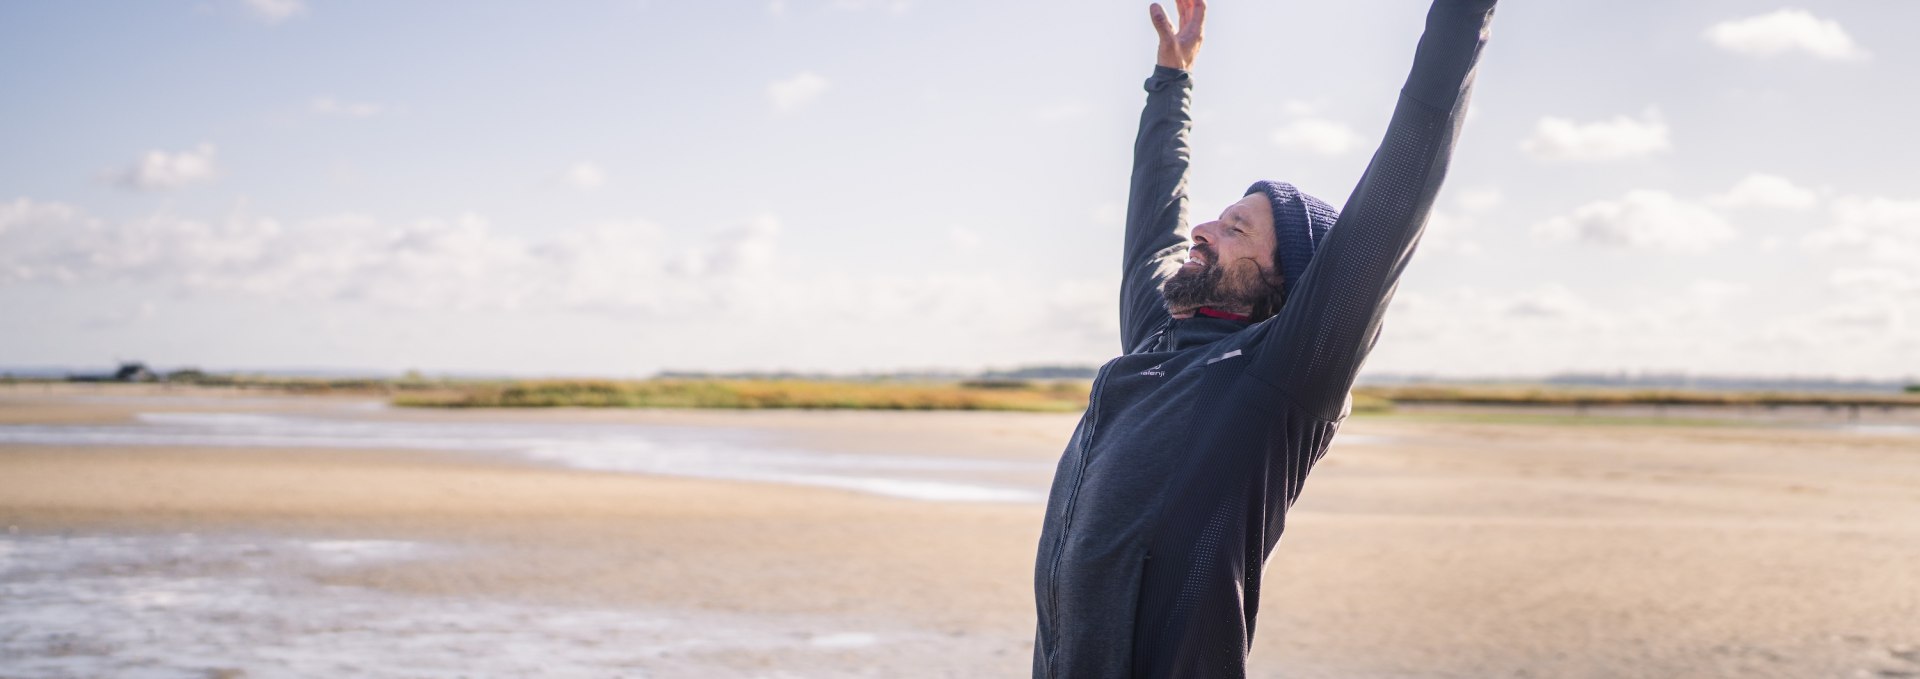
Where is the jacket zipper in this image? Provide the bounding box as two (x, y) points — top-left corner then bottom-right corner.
(1042, 358), (1113, 674)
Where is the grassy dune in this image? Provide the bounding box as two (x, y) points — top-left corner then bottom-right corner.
(391, 379), (1094, 412)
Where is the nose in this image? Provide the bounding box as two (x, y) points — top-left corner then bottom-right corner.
(1191, 220), (1217, 245)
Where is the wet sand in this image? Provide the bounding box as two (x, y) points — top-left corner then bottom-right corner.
(3, 384), (1919, 677)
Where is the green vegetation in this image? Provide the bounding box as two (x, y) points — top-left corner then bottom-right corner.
(1349, 392), (1394, 414)
(1351, 384), (1920, 409)
(391, 379), (1092, 412)
(21, 370), (1919, 415)
(1355, 409), (1760, 428)
(162, 371), (443, 395)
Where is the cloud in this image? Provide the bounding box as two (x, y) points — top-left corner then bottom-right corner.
(1270, 118), (1365, 156)
(1500, 285), (1605, 321)
(768, 72), (830, 113)
(241, 0), (308, 24)
(311, 96), (385, 118)
(562, 162), (606, 191)
(1704, 9), (1869, 62)
(1455, 188), (1504, 213)
(1521, 110), (1670, 162)
(1710, 173), (1818, 210)
(1419, 210), (1482, 256)
(0, 197), (1133, 369)
(1687, 279), (1750, 302)
(107, 144), (218, 191)
(1805, 195), (1920, 264)
(0, 198), (784, 313)
(1533, 190), (1735, 252)
(1829, 267), (1919, 295)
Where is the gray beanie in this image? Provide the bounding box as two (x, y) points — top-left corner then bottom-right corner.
(1245, 180), (1340, 307)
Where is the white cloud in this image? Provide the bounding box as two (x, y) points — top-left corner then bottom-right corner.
(108, 144), (218, 191)
(767, 0), (789, 16)
(0, 197), (1132, 368)
(1829, 268), (1919, 295)
(311, 96), (385, 118)
(1419, 210), (1482, 256)
(241, 0), (308, 24)
(1455, 188), (1504, 213)
(1805, 195), (1920, 264)
(1521, 110), (1670, 162)
(1687, 279), (1750, 302)
(563, 162), (606, 191)
(1534, 190), (1735, 252)
(0, 198), (783, 313)
(768, 72), (830, 113)
(1501, 285), (1605, 321)
(1710, 173), (1818, 210)
(1704, 9), (1869, 62)
(1270, 118), (1365, 156)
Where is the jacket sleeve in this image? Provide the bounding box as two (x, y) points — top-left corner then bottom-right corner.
(1248, 0), (1497, 418)
(1119, 66), (1197, 353)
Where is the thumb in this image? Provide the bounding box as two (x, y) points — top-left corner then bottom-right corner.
(1149, 3), (1175, 42)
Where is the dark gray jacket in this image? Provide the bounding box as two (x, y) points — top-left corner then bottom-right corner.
(1031, 2), (1498, 676)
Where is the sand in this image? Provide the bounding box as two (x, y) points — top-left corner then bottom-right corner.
(3, 384), (1918, 677)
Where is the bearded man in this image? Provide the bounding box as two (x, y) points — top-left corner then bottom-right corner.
(1030, 0), (1500, 676)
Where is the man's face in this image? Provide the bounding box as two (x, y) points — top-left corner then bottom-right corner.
(1162, 192), (1281, 316)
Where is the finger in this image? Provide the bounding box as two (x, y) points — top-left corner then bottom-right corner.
(1188, 0), (1207, 30)
(1149, 3), (1175, 41)
(1175, 0), (1192, 24)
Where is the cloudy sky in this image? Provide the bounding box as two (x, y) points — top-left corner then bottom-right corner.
(3, 0), (1916, 379)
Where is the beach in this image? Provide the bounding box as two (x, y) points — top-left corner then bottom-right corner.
(3, 384), (1918, 677)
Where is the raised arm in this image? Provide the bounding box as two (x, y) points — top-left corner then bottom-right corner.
(1249, 0), (1497, 417)
(1119, 0), (1206, 353)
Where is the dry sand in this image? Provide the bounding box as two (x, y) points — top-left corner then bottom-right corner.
(2, 384), (1918, 677)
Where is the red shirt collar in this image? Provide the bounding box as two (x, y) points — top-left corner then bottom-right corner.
(1193, 306), (1252, 322)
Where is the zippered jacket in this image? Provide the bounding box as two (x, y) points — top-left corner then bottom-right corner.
(1032, 2), (1498, 676)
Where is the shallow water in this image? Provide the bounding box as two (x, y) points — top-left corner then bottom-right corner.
(0, 533), (1004, 678)
(0, 410), (1052, 503)
(0, 398), (1398, 503)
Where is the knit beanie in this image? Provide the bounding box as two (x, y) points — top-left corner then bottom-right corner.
(1245, 180), (1340, 307)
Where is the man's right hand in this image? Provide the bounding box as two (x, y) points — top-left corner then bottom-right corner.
(1150, 0), (1206, 71)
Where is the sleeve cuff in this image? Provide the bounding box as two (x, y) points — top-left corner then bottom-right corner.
(1146, 65), (1191, 91)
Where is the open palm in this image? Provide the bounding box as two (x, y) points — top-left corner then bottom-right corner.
(1150, 0), (1207, 71)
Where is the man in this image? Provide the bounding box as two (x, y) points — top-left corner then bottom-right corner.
(1031, 0), (1498, 676)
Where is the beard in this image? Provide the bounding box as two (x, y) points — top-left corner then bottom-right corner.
(1161, 248), (1283, 317)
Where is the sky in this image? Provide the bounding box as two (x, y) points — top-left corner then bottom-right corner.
(2, 0), (1917, 379)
